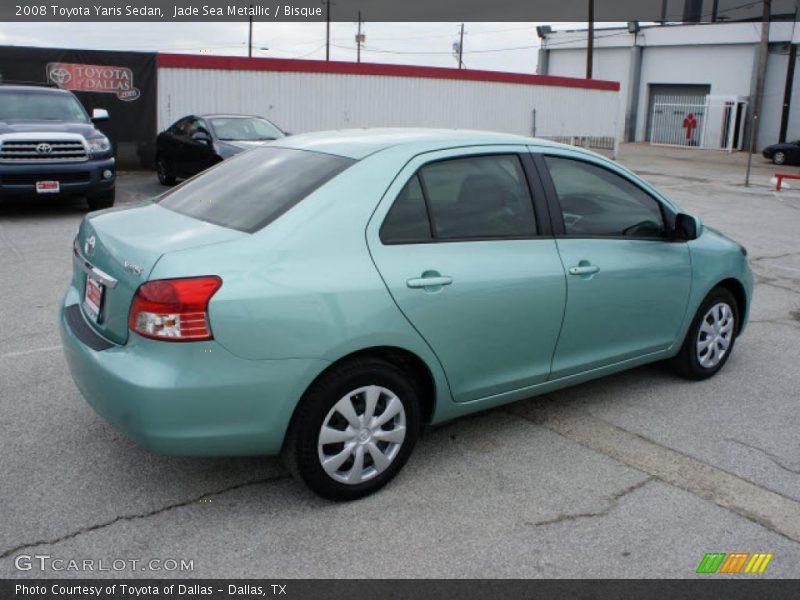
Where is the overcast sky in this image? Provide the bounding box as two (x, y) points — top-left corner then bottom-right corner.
(0, 22), (605, 73)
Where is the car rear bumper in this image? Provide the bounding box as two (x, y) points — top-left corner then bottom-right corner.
(0, 157), (115, 198)
(59, 285), (328, 456)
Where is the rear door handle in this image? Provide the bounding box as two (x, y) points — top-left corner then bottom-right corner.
(407, 275), (453, 289)
(568, 264), (600, 276)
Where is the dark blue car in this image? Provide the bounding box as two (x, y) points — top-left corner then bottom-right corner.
(155, 114), (285, 185)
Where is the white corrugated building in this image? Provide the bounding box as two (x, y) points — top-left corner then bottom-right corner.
(156, 54), (622, 153)
(538, 22), (800, 151)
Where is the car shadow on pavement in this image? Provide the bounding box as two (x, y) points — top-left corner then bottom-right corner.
(0, 196), (92, 217)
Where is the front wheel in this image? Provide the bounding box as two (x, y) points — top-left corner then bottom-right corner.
(156, 155), (176, 186)
(282, 357), (421, 501)
(670, 287), (738, 380)
(773, 151), (786, 165)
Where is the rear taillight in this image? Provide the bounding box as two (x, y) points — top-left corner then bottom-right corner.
(129, 276), (222, 342)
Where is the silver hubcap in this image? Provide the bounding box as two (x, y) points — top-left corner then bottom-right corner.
(696, 302), (734, 369)
(317, 385), (406, 485)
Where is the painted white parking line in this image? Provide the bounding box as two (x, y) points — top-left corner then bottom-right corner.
(0, 345), (62, 359)
(510, 400), (800, 543)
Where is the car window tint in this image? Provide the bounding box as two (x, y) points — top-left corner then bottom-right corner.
(194, 118), (210, 134)
(158, 147), (355, 233)
(172, 118), (191, 136)
(187, 118), (203, 135)
(544, 156), (667, 238)
(419, 155), (536, 239)
(380, 175), (432, 244)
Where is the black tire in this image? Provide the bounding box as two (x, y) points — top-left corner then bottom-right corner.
(86, 189), (115, 211)
(156, 155), (176, 186)
(282, 357), (421, 501)
(773, 151), (786, 165)
(670, 287), (739, 380)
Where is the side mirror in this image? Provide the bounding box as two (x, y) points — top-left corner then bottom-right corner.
(192, 131), (212, 145)
(674, 212), (699, 241)
(91, 108), (109, 122)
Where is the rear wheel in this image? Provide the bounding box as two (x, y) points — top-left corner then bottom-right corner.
(87, 189), (115, 211)
(156, 155), (176, 186)
(282, 357), (420, 501)
(671, 287), (738, 380)
(773, 151), (786, 165)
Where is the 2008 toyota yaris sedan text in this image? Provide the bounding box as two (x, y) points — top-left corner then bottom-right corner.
(61, 129), (753, 500)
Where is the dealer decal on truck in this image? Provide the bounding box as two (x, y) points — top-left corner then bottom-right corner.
(46, 61), (141, 102)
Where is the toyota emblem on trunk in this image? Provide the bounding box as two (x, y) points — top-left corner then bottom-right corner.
(85, 235), (96, 256)
(36, 143), (53, 155)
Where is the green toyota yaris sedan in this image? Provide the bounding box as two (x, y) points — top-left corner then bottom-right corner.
(61, 129), (752, 500)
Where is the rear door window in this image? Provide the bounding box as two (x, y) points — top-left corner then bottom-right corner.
(158, 147), (354, 233)
(380, 154), (537, 244)
(380, 175), (432, 244)
(420, 155), (536, 240)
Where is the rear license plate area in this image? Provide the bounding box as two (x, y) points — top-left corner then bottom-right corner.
(83, 275), (104, 323)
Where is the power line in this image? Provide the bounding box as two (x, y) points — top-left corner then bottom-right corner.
(331, 42), (540, 55)
(660, 0), (761, 20)
(542, 30), (631, 48)
(331, 24), (535, 43)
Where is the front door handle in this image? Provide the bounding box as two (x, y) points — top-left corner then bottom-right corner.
(568, 263), (600, 276)
(407, 272), (453, 290)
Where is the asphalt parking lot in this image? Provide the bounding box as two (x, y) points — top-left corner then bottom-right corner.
(1, 144), (799, 579)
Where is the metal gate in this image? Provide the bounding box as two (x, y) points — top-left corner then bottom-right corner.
(649, 95), (748, 151)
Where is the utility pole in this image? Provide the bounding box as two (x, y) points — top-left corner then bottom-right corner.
(325, 0), (331, 61)
(586, 0), (594, 79)
(248, 4), (253, 57)
(745, 0), (771, 186)
(458, 23), (465, 69)
(711, 0), (720, 21)
(356, 10), (363, 63)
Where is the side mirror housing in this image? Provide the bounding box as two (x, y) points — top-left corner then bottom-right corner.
(192, 131), (212, 145)
(674, 212), (699, 241)
(91, 108), (109, 122)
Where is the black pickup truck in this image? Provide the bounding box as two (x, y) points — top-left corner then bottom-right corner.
(0, 84), (116, 210)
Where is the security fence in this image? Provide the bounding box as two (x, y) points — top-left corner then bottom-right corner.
(649, 95), (748, 151)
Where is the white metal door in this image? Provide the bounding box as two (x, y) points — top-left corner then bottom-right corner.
(649, 95), (748, 152)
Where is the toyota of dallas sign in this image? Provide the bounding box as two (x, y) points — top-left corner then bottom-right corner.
(46, 62), (141, 102)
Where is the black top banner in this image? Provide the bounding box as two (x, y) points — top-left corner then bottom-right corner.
(3, 0), (800, 22)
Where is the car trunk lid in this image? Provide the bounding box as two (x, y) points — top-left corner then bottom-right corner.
(73, 202), (245, 344)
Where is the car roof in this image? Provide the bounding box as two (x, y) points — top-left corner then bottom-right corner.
(199, 114), (264, 119)
(270, 128), (575, 159)
(0, 84), (73, 95)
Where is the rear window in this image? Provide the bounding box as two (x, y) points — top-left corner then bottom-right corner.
(158, 147), (355, 233)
